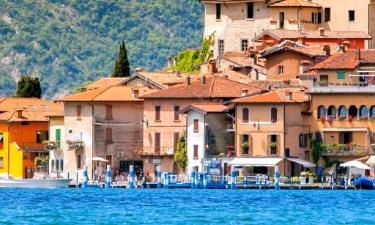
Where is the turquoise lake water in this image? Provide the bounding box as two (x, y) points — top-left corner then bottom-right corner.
(0, 189), (374, 224)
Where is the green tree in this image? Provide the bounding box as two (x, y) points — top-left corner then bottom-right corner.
(112, 40), (131, 77)
(311, 140), (325, 167)
(175, 134), (187, 171)
(16, 76), (42, 98)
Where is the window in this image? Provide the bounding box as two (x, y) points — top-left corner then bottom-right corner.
(216, 3), (221, 20)
(76, 155), (81, 169)
(247, 2), (254, 19)
(155, 132), (161, 154)
(318, 106), (326, 119)
(56, 129), (61, 149)
(278, 65), (284, 75)
(36, 130), (48, 144)
(339, 132), (352, 144)
(338, 106), (348, 119)
(0, 157), (3, 168)
(218, 39), (224, 55)
(241, 39), (249, 51)
(155, 106), (161, 121)
(337, 71), (345, 79)
(173, 132), (179, 153)
(56, 159), (59, 171)
(327, 106), (336, 120)
(319, 75), (329, 84)
(106, 105), (113, 120)
(174, 106), (180, 121)
(370, 106), (375, 118)
(0, 133), (3, 149)
(348, 105), (358, 119)
(360, 105), (369, 118)
(312, 12), (322, 24)
(271, 108), (277, 123)
(193, 145), (198, 159)
(60, 159), (64, 171)
(51, 159), (55, 172)
(315, 132), (322, 142)
(279, 12), (285, 29)
(193, 119), (199, 133)
(269, 135), (278, 155)
(324, 8), (331, 22)
(76, 105), (81, 120)
(242, 108), (249, 123)
(106, 127), (113, 143)
(242, 134), (249, 155)
(299, 133), (308, 148)
(348, 10), (355, 22)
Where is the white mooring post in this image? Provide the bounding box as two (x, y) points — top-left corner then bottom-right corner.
(105, 165), (111, 189)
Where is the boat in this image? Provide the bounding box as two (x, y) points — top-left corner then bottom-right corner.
(354, 176), (375, 190)
(0, 178), (72, 188)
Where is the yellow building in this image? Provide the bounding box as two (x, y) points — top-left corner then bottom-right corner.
(0, 97), (62, 179)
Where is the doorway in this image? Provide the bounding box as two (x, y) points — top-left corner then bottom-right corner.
(279, 12), (285, 29)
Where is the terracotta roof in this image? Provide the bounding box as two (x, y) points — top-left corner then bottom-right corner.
(84, 77), (128, 90)
(222, 51), (252, 67)
(269, 0), (321, 8)
(206, 69), (253, 84)
(134, 72), (199, 88)
(312, 50), (375, 70)
(141, 76), (263, 99)
(257, 29), (372, 41)
(181, 103), (228, 114)
(260, 41), (326, 58)
(58, 85), (155, 102)
(231, 89), (306, 104)
(0, 97), (63, 122)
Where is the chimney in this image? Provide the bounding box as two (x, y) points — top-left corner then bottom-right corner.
(201, 76), (206, 85)
(135, 67), (143, 73)
(318, 28), (325, 36)
(17, 110), (23, 118)
(175, 70), (181, 77)
(241, 88), (249, 97)
(338, 45), (346, 53)
(186, 76), (191, 85)
(323, 45), (331, 56)
(132, 89), (140, 98)
(285, 91), (292, 100)
(354, 48), (361, 61)
(167, 57), (176, 68)
(208, 59), (217, 74)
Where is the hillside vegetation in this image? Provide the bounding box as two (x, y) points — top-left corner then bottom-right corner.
(0, 0), (203, 98)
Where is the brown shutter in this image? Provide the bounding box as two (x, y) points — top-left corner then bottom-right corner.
(194, 145), (198, 159)
(267, 135), (271, 154)
(242, 108), (249, 123)
(174, 106), (180, 121)
(174, 132), (179, 153)
(155, 106), (161, 121)
(194, 119), (199, 132)
(106, 127), (113, 142)
(106, 105), (113, 120)
(77, 105), (81, 120)
(155, 132), (161, 154)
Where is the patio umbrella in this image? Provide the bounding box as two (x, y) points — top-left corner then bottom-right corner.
(340, 160), (370, 170)
(91, 157), (109, 162)
(366, 155), (375, 166)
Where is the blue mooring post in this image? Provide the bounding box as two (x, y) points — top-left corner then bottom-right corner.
(274, 166), (280, 190)
(203, 171), (208, 189)
(330, 173), (334, 190)
(82, 165), (88, 188)
(344, 176), (348, 190)
(194, 172), (199, 189)
(230, 169), (236, 190)
(156, 166), (162, 189)
(105, 165), (111, 188)
(164, 173), (170, 189)
(129, 165), (135, 189)
(190, 171), (196, 189)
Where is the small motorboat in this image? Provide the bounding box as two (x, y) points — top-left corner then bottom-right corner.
(0, 178), (72, 188)
(354, 176), (375, 190)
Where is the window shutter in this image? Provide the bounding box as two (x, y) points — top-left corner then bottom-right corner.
(317, 12), (322, 23)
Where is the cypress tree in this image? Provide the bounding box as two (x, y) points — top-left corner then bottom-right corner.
(16, 76), (42, 98)
(175, 134), (187, 171)
(112, 40), (131, 77)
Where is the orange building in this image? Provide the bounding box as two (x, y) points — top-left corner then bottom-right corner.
(0, 97), (62, 179)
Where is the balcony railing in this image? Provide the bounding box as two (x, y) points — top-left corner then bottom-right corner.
(311, 82), (375, 93)
(141, 147), (174, 157)
(67, 140), (84, 151)
(43, 141), (61, 151)
(19, 142), (46, 152)
(322, 144), (373, 156)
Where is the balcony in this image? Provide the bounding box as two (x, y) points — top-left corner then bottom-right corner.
(311, 82), (375, 93)
(18, 142), (46, 153)
(140, 147), (174, 157)
(67, 140), (84, 151)
(43, 141), (61, 151)
(322, 144), (373, 156)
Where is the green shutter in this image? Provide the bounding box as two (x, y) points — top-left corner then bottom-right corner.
(337, 72), (345, 79)
(56, 129), (61, 148)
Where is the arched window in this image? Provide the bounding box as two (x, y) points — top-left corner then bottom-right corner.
(370, 106), (375, 118)
(348, 105), (358, 119)
(271, 107), (277, 123)
(317, 106), (326, 119)
(359, 105), (369, 118)
(327, 105), (336, 119)
(242, 108), (249, 123)
(338, 106), (348, 119)
(51, 159), (55, 172)
(60, 159), (64, 171)
(55, 159), (59, 171)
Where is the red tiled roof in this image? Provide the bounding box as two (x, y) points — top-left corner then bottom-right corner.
(0, 97), (63, 122)
(231, 89), (306, 104)
(260, 41), (326, 58)
(181, 103), (228, 114)
(312, 50), (375, 70)
(141, 76), (263, 99)
(85, 77), (128, 90)
(269, 0), (321, 8)
(222, 51), (252, 67)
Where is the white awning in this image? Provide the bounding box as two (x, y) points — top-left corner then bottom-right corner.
(287, 158), (315, 168)
(340, 160), (370, 170)
(228, 157), (283, 167)
(91, 157), (108, 162)
(322, 127), (368, 132)
(366, 155), (375, 166)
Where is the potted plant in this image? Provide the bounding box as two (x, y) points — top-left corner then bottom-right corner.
(270, 142), (277, 154)
(320, 116), (325, 122)
(242, 141), (249, 154)
(348, 115), (353, 122)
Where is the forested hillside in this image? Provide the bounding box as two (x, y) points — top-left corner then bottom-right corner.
(0, 0), (203, 98)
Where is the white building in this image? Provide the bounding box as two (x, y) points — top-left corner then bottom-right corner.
(46, 115), (65, 178)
